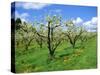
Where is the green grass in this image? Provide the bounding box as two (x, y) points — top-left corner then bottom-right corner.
(15, 37), (97, 73)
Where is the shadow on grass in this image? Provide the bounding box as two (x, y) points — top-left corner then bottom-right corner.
(58, 46), (82, 58)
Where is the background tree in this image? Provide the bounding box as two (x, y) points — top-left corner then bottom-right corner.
(35, 24), (45, 48)
(15, 18), (22, 47)
(15, 18), (22, 30)
(64, 20), (84, 48)
(16, 22), (36, 51)
(79, 30), (88, 48)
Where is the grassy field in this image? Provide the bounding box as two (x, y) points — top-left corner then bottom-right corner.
(15, 36), (97, 73)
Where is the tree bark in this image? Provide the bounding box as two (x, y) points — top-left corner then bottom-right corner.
(47, 21), (52, 54)
(49, 51), (55, 60)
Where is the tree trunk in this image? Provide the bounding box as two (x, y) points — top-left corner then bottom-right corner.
(25, 45), (28, 51)
(49, 51), (55, 60)
(40, 38), (43, 48)
(47, 21), (52, 54)
(40, 42), (42, 48)
(72, 42), (75, 48)
(47, 21), (55, 60)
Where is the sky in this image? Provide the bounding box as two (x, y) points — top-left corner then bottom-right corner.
(11, 2), (97, 32)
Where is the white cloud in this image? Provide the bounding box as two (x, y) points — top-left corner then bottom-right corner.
(84, 17), (97, 26)
(83, 17), (97, 32)
(72, 17), (97, 32)
(73, 17), (83, 26)
(84, 21), (91, 26)
(76, 17), (83, 24)
(16, 2), (50, 10)
(15, 11), (29, 22)
(91, 17), (98, 25)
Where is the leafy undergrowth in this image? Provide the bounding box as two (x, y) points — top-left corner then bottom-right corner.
(15, 37), (97, 73)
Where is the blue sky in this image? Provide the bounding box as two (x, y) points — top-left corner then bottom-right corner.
(11, 2), (97, 32)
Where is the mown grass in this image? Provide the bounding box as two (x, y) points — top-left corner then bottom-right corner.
(15, 37), (97, 73)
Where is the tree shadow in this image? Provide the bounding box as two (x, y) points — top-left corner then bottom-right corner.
(58, 47), (73, 58)
(59, 53), (71, 57)
(58, 46), (81, 58)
